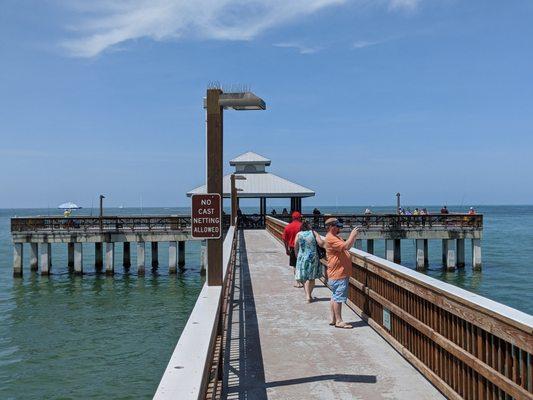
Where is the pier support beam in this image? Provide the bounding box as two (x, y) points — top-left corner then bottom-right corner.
(472, 239), (482, 270)
(40, 243), (51, 275)
(68, 243), (74, 270)
(13, 243), (23, 277)
(95, 243), (103, 272)
(444, 239), (456, 271)
(355, 239), (363, 251)
(105, 243), (115, 275)
(30, 243), (38, 272)
(151, 242), (159, 269)
(415, 239), (428, 270)
(123, 242), (131, 269)
(74, 243), (83, 275)
(169, 242), (177, 274)
(178, 241), (185, 269)
(457, 239), (465, 268)
(137, 242), (146, 275)
(385, 240), (401, 263)
(366, 239), (374, 255)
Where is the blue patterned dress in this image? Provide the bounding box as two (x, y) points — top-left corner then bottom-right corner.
(295, 230), (322, 281)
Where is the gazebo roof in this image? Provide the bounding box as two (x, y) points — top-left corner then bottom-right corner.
(229, 151), (271, 166)
(187, 152), (314, 198)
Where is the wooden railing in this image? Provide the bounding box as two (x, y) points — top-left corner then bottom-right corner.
(266, 216), (532, 400)
(11, 215), (232, 233)
(272, 213), (483, 230)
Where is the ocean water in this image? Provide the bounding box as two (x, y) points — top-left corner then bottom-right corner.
(0, 206), (532, 399)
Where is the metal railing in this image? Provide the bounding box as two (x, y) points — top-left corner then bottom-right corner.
(272, 213), (483, 231)
(11, 215), (233, 234)
(266, 216), (532, 400)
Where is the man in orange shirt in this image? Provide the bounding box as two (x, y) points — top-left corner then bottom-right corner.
(325, 217), (360, 329)
(282, 211), (303, 288)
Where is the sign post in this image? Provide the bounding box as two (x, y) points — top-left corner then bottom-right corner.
(191, 194), (222, 239)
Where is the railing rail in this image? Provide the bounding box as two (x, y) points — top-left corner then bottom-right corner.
(272, 213), (483, 230)
(154, 225), (238, 400)
(11, 215), (232, 234)
(266, 216), (532, 400)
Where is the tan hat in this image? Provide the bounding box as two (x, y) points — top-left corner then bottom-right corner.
(325, 217), (343, 227)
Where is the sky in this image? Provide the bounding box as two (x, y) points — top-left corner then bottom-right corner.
(1, 0), (532, 208)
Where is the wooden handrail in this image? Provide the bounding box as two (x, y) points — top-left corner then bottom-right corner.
(265, 216), (532, 400)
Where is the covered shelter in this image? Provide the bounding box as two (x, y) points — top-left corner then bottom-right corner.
(187, 152), (315, 216)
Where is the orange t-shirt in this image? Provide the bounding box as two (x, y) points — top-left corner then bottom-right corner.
(325, 232), (352, 280)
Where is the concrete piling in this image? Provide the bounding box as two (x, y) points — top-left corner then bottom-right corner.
(415, 239), (428, 270)
(445, 239), (456, 271)
(386, 240), (401, 263)
(169, 241), (178, 274)
(355, 239), (363, 250)
(137, 242), (146, 275)
(13, 243), (23, 277)
(366, 239), (374, 255)
(68, 243), (74, 270)
(74, 243), (83, 275)
(95, 243), (103, 272)
(472, 239), (482, 270)
(105, 243), (115, 275)
(457, 239), (465, 268)
(30, 243), (38, 272)
(40, 243), (51, 275)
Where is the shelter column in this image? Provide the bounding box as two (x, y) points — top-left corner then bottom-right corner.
(366, 239), (374, 254)
(123, 242), (131, 269)
(456, 239), (465, 268)
(178, 241), (185, 268)
(13, 243), (23, 277)
(74, 243), (83, 275)
(30, 243), (39, 272)
(472, 239), (482, 270)
(169, 241), (177, 274)
(137, 242), (146, 275)
(105, 242), (115, 275)
(95, 243), (103, 272)
(40, 243), (51, 275)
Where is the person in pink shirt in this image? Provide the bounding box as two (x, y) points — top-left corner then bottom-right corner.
(282, 211), (303, 288)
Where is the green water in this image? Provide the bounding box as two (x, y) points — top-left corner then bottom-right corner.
(1, 206), (532, 399)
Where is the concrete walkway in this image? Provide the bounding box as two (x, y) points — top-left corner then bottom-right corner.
(221, 230), (445, 400)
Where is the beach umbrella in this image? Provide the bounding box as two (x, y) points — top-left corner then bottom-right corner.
(57, 202), (81, 209)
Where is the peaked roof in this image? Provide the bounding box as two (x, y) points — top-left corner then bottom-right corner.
(229, 151), (271, 166)
(187, 172), (314, 198)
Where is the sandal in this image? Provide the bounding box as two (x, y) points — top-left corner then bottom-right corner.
(335, 322), (352, 329)
(328, 320), (336, 326)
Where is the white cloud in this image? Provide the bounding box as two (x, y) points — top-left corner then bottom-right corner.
(352, 40), (381, 49)
(273, 42), (322, 54)
(61, 0), (424, 57)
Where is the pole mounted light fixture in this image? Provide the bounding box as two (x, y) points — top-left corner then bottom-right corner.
(205, 88), (266, 286)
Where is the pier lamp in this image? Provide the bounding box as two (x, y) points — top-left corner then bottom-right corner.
(396, 192), (401, 214)
(231, 174), (246, 226)
(204, 88), (266, 286)
(99, 194), (106, 231)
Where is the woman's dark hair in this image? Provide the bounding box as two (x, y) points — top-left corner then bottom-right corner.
(300, 220), (311, 231)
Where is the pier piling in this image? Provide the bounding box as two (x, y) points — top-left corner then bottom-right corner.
(178, 241), (185, 269)
(366, 239), (374, 254)
(385, 239), (401, 263)
(355, 239), (363, 250)
(445, 239), (456, 271)
(30, 243), (38, 272)
(68, 243), (74, 270)
(137, 242), (146, 275)
(169, 241), (177, 274)
(456, 239), (465, 267)
(74, 243), (83, 275)
(40, 243), (51, 275)
(13, 243), (23, 277)
(415, 239), (428, 270)
(151, 242), (159, 269)
(123, 242), (131, 269)
(105, 243), (115, 275)
(472, 238), (482, 270)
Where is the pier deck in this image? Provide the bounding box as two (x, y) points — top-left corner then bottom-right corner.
(221, 229), (444, 399)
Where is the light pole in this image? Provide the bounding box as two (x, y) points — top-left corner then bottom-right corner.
(99, 194), (105, 231)
(231, 174), (246, 226)
(205, 89), (265, 286)
(396, 192), (401, 214)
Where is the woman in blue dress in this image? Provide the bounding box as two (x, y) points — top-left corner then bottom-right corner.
(294, 220), (325, 303)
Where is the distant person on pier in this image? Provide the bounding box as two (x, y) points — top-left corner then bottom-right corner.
(63, 209), (72, 218)
(271, 209), (277, 216)
(294, 220), (324, 302)
(413, 208), (420, 215)
(468, 207), (476, 215)
(440, 206), (449, 214)
(312, 207), (321, 227)
(405, 208), (412, 216)
(282, 211), (303, 288)
(282, 208), (289, 216)
(364, 208), (372, 215)
(325, 217), (360, 329)
(420, 208), (428, 215)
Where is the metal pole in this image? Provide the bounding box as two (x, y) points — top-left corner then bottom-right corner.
(99, 195), (105, 231)
(206, 89), (223, 286)
(396, 192), (401, 214)
(231, 174), (236, 226)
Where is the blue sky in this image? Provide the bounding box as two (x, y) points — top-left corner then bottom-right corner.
(1, 0), (532, 208)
